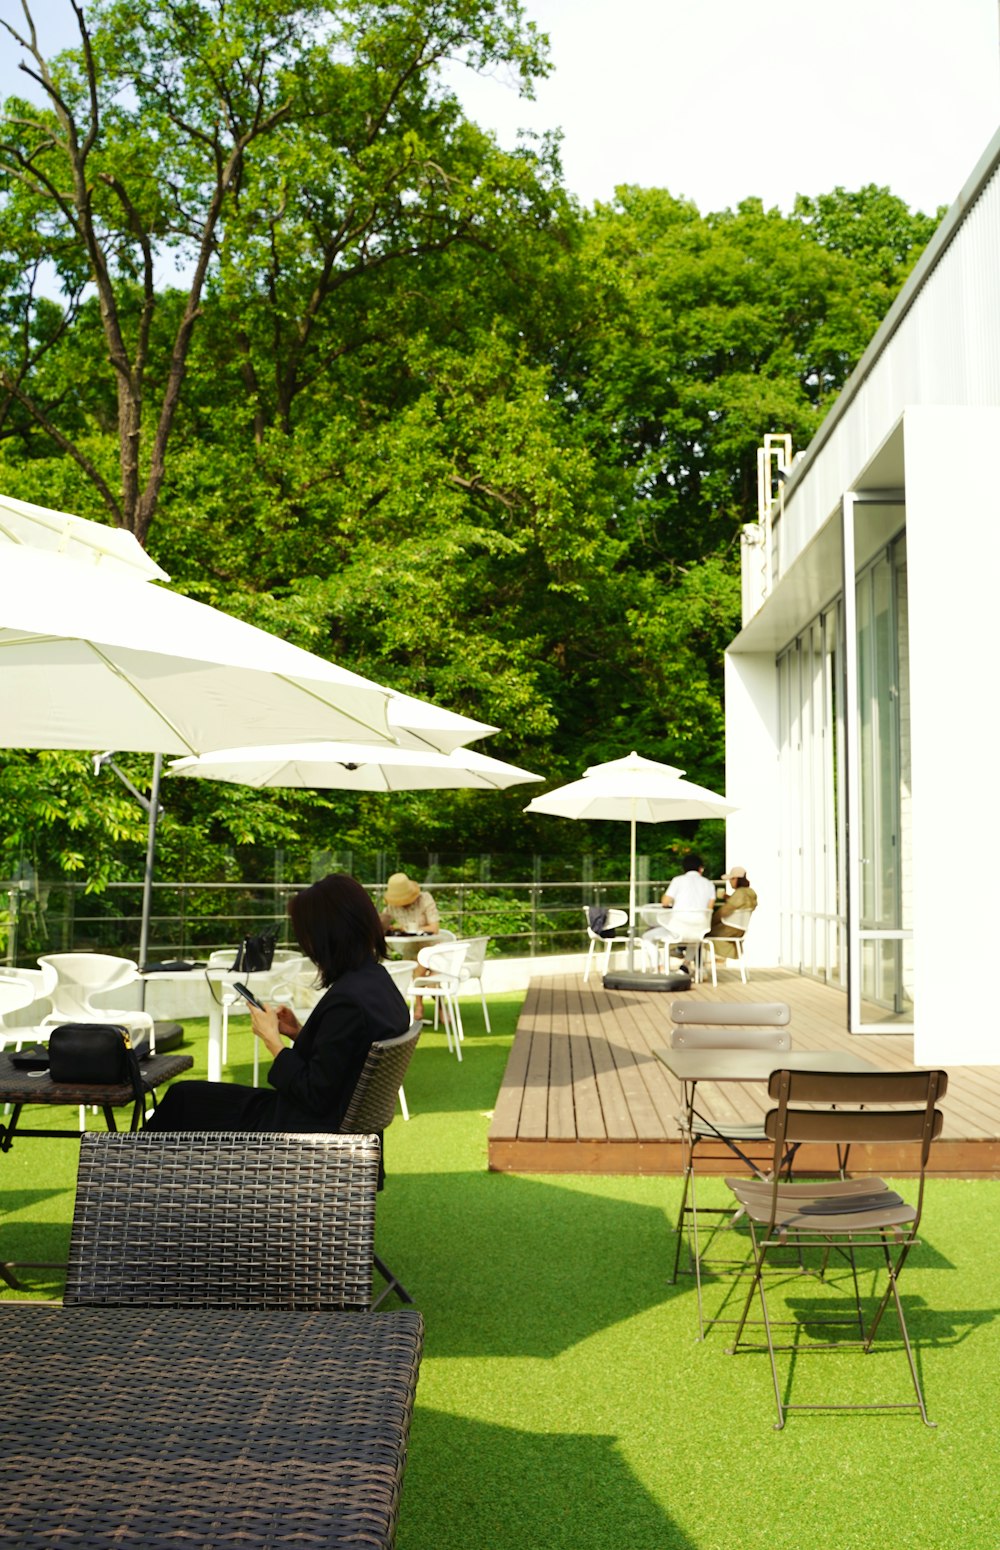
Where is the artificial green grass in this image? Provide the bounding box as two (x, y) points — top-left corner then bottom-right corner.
(3, 1000), (1000, 1549)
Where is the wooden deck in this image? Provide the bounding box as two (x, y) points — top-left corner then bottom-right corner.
(487, 968), (1000, 1176)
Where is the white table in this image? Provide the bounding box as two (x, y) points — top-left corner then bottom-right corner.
(140, 965), (285, 1082)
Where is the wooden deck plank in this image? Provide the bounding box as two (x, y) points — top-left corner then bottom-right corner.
(487, 967), (1000, 1173)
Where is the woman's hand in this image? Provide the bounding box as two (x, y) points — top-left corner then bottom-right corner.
(276, 1004), (301, 1041)
(249, 1002), (284, 1058)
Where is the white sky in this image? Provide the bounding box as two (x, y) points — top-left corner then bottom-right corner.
(2, 0), (999, 218)
(444, 0), (1000, 216)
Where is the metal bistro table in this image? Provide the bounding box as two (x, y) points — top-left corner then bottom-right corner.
(656, 1046), (885, 1156)
(0, 1049), (192, 1290)
(0, 1050), (193, 1148)
(0, 1304), (424, 1549)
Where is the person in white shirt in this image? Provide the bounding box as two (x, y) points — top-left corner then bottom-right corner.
(641, 853), (717, 973)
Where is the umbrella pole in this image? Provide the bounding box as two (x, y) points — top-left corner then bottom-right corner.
(627, 810), (637, 970)
(138, 753), (163, 994)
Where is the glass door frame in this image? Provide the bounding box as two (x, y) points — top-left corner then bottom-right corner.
(842, 489), (912, 1033)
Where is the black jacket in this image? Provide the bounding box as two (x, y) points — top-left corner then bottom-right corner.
(266, 959), (410, 1131)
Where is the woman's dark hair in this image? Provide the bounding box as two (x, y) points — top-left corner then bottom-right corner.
(288, 873), (387, 986)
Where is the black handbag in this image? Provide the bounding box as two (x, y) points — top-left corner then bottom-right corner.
(231, 927), (278, 974)
(47, 1023), (143, 1094)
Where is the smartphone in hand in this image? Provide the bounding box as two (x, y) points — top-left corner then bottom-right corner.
(232, 981), (265, 1010)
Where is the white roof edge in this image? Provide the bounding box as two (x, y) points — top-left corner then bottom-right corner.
(780, 123), (1000, 504)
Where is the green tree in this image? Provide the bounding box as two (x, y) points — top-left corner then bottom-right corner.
(0, 0), (552, 542)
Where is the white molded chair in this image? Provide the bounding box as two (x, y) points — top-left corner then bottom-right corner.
(0, 964), (57, 1051)
(644, 908), (714, 980)
(38, 954), (154, 1048)
(701, 908), (754, 986)
(583, 908), (631, 983)
(452, 936), (491, 1031)
(409, 941), (469, 1060)
(382, 960), (417, 1119)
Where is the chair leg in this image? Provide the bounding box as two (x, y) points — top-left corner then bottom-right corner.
(584, 941), (595, 983)
(480, 985), (492, 1033)
(371, 1252), (414, 1310)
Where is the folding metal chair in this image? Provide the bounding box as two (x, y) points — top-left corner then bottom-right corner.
(668, 1000), (792, 1337)
(725, 1066), (947, 1429)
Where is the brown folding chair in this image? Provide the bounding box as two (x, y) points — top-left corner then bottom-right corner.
(668, 1001), (792, 1337)
(725, 1067), (947, 1429)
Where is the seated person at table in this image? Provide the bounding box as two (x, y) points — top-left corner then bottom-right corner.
(707, 864), (758, 959)
(641, 852), (717, 972)
(146, 873), (409, 1134)
(378, 872), (439, 960)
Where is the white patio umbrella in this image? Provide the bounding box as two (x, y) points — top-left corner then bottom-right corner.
(0, 492), (170, 581)
(0, 544), (401, 754)
(524, 750), (737, 970)
(168, 741), (542, 791)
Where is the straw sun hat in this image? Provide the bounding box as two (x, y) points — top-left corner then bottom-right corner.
(384, 872), (422, 907)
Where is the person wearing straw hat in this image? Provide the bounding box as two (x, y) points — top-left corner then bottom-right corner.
(380, 872), (440, 1020)
(379, 872), (439, 945)
(707, 864), (758, 959)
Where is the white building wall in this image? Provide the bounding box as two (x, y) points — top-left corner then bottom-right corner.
(773, 134), (1000, 578)
(724, 650), (780, 965)
(904, 406), (1000, 1064)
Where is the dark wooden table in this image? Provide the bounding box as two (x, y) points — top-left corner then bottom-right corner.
(0, 1304), (424, 1548)
(0, 1050), (193, 1148)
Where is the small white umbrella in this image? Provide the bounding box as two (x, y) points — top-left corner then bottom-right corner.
(524, 750), (736, 970)
(0, 492), (170, 581)
(168, 741), (542, 791)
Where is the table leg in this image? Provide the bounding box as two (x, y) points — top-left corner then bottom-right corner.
(207, 1001), (223, 1082)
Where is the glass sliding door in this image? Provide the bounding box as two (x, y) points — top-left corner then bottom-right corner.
(776, 603), (845, 985)
(844, 495), (912, 1031)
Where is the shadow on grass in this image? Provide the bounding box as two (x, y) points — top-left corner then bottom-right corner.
(377, 1168), (680, 1359)
(402, 1408), (696, 1550)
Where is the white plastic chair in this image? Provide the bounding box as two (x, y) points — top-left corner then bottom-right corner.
(701, 908), (754, 986)
(0, 964), (57, 1051)
(582, 908), (631, 983)
(382, 960), (417, 1119)
(643, 908), (714, 980)
(409, 942), (469, 1060)
(452, 936), (491, 1032)
(38, 953), (155, 1047)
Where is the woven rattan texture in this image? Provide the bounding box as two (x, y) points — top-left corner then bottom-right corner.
(339, 1022), (422, 1133)
(0, 1305), (423, 1549)
(0, 1051), (192, 1106)
(64, 1131), (380, 1310)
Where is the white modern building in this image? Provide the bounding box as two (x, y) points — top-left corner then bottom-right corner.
(725, 126), (1000, 1065)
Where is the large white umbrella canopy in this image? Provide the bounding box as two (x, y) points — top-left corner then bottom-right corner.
(169, 741), (542, 791)
(386, 692), (497, 754)
(0, 492), (170, 582)
(524, 750), (736, 968)
(0, 544), (402, 753)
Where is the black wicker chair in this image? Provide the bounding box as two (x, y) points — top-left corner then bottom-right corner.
(64, 1130), (381, 1311)
(339, 1019), (422, 1309)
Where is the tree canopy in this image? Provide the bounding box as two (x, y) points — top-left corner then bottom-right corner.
(0, 0), (943, 919)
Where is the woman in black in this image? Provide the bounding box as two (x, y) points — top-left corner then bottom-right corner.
(146, 873), (410, 1132)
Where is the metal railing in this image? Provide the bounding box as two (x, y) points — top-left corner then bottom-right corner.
(2, 875), (679, 966)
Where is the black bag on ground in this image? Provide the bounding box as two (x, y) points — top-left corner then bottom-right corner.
(47, 1023), (143, 1093)
(231, 928), (278, 974)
